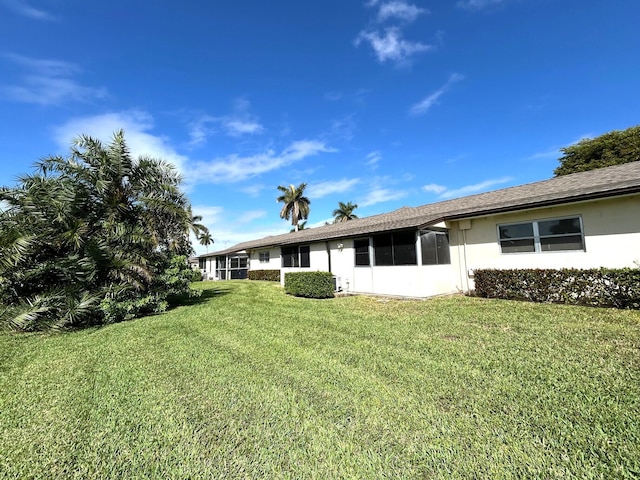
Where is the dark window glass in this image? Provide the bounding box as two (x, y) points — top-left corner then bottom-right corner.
(393, 231), (417, 265)
(239, 257), (248, 268)
(499, 223), (533, 239)
(373, 234), (393, 265)
(500, 239), (536, 253)
(199, 258), (206, 269)
(421, 231), (451, 265)
(436, 233), (451, 264)
(538, 218), (582, 236)
(540, 235), (584, 252)
(421, 231), (437, 265)
(216, 256), (226, 269)
(259, 252), (269, 263)
(354, 239), (370, 266)
(230, 257), (239, 269)
(300, 246), (310, 268)
(281, 246), (298, 267)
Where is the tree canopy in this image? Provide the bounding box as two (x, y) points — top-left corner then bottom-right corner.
(332, 201), (359, 223)
(554, 125), (640, 176)
(277, 183), (310, 232)
(0, 131), (202, 330)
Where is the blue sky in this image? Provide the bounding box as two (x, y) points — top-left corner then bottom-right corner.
(1, 0), (639, 254)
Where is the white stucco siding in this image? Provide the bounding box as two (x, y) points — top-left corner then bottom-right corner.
(249, 247), (280, 271)
(450, 194), (640, 291)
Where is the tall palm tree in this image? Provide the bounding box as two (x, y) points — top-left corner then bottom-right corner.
(332, 201), (359, 223)
(277, 183), (310, 232)
(290, 221), (307, 233)
(198, 231), (213, 252)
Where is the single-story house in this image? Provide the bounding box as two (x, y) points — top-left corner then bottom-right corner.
(199, 162), (640, 297)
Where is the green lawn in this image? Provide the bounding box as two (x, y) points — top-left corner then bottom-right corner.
(1, 281), (639, 479)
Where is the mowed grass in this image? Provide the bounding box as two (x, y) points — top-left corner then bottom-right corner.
(1, 281), (639, 479)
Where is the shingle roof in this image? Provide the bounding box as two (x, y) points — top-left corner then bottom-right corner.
(203, 162), (640, 257)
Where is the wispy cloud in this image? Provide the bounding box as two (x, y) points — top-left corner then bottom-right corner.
(457, 0), (506, 11)
(1, 0), (56, 20)
(376, 1), (428, 23)
(187, 98), (265, 146)
(525, 133), (594, 161)
(53, 110), (189, 173)
(423, 183), (447, 194)
(437, 177), (513, 199)
(329, 114), (357, 142)
(307, 178), (361, 199)
(410, 73), (464, 115)
(365, 151), (382, 168)
(1, 54), (106, 105)
(355, 27), (433, 64)
(360, 187), (407, 207)
(189, 140), (336, 184)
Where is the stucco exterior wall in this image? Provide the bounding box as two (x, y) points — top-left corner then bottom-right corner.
(449, 194), (640, 291)
(248, 247), (280, 271)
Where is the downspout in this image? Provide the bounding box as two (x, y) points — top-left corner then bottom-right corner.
(462, 229), (470, 293)
(325, 241), (332, 273)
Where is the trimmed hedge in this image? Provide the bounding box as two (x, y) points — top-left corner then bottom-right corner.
(248, 270), (281, 282)
(474, 268), (640, 309)
(284, 272), (334, 299)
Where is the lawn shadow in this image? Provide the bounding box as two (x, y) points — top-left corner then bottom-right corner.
(168, 286), (231, 308)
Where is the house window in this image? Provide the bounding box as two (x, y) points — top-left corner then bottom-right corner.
(354, 239), (370, 266)
(198, 258), (206, 270)
(498, 216), (584, 254)
(281, 246), (310, 268)
(259, 251), (270, 263)
(420, 230), (451, 265)
(373, 231), (417, 266)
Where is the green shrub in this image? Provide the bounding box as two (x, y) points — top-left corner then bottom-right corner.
(248, 270), (280, 282)
(284, 272), (334, 299)
(474, 268), (640, 309)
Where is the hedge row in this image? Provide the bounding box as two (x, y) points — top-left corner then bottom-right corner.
(474, 268), (640, 309)
(248, 270), (280, 282)
(284, 272), (334, 299)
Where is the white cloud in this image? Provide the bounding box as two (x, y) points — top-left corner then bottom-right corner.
(410, 73), (464, 115)
(457, 0), (505, 10)
(1, 54), (106, 105)
(1, 0), (56, 20)
(239, 210), (267, 223)
(377, 1), (428, 23)
(187, 100), (265, 146)
(366, 151), (382, 167)
(53, 110), (189, 173)
(307, 178), (361, 199)
(189, 140), (336, 184)
(438, 177), (513, 199)
(355, 27), (433, 64)
(329, 114), (357, 142)
(423, 183), (447, 194)
(359, 187), (407, 207)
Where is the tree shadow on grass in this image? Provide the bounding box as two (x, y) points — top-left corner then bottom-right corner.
(168, 286), (231, 309)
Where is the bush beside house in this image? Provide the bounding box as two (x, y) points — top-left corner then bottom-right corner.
(248, 270), (281, 282)
(474, 268), (640, 309)
(284, 272), (334, 299)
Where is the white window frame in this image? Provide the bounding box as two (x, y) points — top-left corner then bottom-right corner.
(259, 251), (270, 263)
(497, 215), (585, 254)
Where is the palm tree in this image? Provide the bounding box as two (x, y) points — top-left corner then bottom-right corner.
(290, 221), (307, 233)
(0, 130), (197, 330)
(277, 183), (310, 232)
(332, 201), (359, 223)
(198, 231), (213, 252)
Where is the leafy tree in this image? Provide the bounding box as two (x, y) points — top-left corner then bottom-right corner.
(332, 201), (359, 223)
(198, 231), (213, 252)
(277, 183), (310, 232)
(0, 131), (200, 331)
(554, 125), (640, 176)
